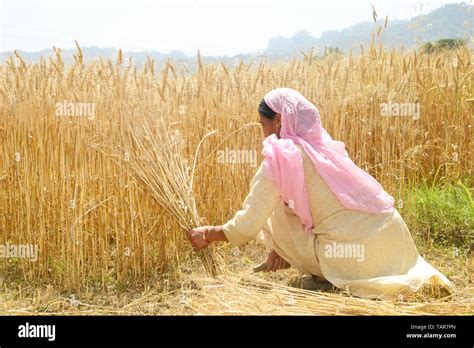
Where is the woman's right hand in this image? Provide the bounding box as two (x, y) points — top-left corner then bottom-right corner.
(265, 250), (291, 272)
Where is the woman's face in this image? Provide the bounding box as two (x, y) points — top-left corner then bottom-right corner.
(259, 113), (281, 138)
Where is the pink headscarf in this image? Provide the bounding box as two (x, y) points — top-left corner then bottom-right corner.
(261, 88), (394, 233)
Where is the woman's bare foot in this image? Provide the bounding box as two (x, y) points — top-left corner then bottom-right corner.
(289, 275), (334, 292)
(264, 250), (291, 272)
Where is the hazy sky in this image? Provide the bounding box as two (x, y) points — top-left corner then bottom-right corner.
(0, 0), (467, 55)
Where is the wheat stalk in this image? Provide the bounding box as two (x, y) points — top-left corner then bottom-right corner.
(123, 119), (225, 276)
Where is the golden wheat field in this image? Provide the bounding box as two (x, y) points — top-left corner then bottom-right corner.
(0, 43), (472, 315)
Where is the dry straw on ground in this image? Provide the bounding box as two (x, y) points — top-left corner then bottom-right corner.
(1, 272), (472, 315)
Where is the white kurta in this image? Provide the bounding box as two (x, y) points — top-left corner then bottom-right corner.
(222, 145), (454, 300)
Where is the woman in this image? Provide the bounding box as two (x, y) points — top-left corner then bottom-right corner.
(187, 88), (453, 300)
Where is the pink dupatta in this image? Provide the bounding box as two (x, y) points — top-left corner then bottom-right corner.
(261, 88), (394, 233)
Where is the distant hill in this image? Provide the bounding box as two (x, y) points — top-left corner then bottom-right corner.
(1, 2), (472, 68)
(266, 3), (473, 57)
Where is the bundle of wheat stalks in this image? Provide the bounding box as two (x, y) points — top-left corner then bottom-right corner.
(120, 119), (225, 276)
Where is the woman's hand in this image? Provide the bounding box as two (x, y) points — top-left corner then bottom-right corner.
(187, 226), (211, 251)
(187, 225), (229, 251)
(264, 250), (290, 272)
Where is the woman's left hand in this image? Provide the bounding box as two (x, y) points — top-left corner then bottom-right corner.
(187, 226), (210, 251)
